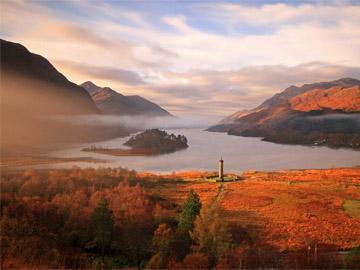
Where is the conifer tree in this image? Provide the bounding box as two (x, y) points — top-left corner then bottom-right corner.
(178, 190), (201, 233)
(90, 197), (115, 261)
(173, 190), (201, 260)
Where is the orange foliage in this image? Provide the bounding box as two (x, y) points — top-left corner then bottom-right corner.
(2, 166), (360, 268)
(220, 168), (360, 251)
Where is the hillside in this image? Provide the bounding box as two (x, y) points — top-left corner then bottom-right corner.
(208, 78), (360, 149)
(81, 81), (172, 117)
(1, 39), (98, 115)
(0, 39), (114, 153)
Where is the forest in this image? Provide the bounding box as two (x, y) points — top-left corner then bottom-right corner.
(1, 167), (359, 269)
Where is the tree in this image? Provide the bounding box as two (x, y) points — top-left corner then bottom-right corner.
(0, 199), (64, 268)
(191, 199), (232, 266)
(178, 190), (202, 233)
(173, 190), (201, 260)
(147, 224), (174, 269)
(152, 223), (173, 255)
(105, 183), (154, 265)
(89, 197), (115, 262)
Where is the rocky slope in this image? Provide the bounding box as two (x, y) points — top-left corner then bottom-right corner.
(208, 78), (360, 149)
(81, 81), (171, 117)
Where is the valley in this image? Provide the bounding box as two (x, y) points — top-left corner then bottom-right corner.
(1, 2), (360, 267)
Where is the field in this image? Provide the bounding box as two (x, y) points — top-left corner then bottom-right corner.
(145, 168), (360, 252)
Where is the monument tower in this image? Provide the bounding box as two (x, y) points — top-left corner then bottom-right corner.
(218, 158), (224, 182)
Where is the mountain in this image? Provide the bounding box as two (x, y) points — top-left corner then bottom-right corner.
(208, 78), (360, 149)
(1, 39), (98, 115)
(0, 39), (103, 152)
(81, 81), (172, 117)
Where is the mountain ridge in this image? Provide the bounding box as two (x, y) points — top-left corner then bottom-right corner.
(81, 81), (172, 117)
(208, 78), (360, 149)
(1, 39), (99, 115)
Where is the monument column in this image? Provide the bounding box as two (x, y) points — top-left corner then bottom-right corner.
(219, 158), (224, 182)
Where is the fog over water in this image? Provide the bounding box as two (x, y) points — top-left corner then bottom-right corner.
(44, 128), (360, 173)
(52, 114), (217, 130)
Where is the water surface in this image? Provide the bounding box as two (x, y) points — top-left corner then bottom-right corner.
(44, 128), (360, 173)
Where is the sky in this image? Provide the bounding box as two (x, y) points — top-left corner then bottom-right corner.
(1, 0), (360, 119)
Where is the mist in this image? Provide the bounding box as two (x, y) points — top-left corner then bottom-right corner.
(51, 114), (217, 130)
(307, 113), (360, 123)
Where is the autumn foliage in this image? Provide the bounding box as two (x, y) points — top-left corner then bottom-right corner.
(1, 167), (360, 269)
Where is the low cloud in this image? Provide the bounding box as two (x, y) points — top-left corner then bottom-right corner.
(51, 114), (218, 129)
(307, 113), (360, 122)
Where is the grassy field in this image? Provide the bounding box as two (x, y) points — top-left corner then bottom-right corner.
(142, 168), (360, 252)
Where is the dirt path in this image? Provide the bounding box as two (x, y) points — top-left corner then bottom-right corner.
(216, 183), (225, 202)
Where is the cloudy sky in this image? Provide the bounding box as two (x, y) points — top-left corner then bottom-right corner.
(1, 0), (360, 118)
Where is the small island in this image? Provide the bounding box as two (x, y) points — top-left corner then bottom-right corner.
(82, 129), (188, 156)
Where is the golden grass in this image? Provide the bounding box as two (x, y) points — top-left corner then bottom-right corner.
(147, 167), (360, 251)
(220, 168), (360, 251)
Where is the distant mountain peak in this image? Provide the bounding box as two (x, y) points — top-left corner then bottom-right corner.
(82, 81), (98, 89)
(81, 81), (171, 117)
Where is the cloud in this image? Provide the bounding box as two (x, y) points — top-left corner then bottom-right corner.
(3, 0), (359, 71)
(0, 0), (177, 70)
(0, 0), (49, 34)
(202, 2), (360, 27)
(44, 22), (124, 48)
(54, 60), (145, 86)
(141, 63), (360, 116)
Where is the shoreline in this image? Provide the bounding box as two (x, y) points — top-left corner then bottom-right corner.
(207, 129), (360, 151)
(82, 146), (189, 157)
(82, 147), (164, 156)
(0, 156), (107, 168)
